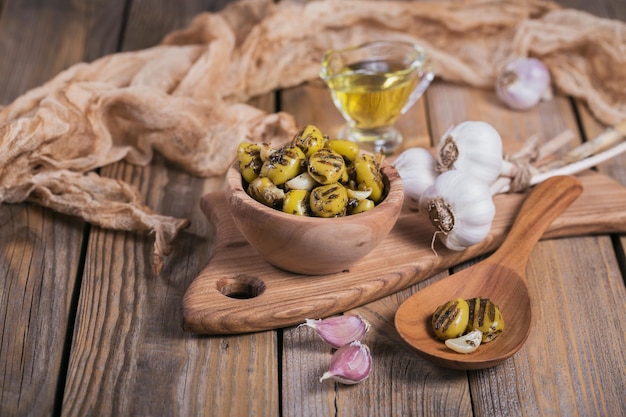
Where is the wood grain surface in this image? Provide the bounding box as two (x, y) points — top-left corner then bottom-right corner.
(0, 1), (624, 417)
(183, 171), (626, 334)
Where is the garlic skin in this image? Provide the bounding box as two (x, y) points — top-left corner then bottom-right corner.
(436, 121), (503, 185)
(302, 315), (370, 349)
(418, 170), (496, 251)
(320, 341), (372, 384)
(445, 329), (483, 354)
(393, 147), (438, 209)
(496, 57), (551, 110)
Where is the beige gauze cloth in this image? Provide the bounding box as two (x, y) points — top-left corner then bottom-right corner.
(0, 0), (624, 273)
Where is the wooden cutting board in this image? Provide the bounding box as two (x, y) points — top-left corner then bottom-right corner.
(182, 172), (626, 334)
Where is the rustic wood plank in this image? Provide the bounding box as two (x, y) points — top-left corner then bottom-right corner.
(280, 78), (475, 416)
(423, 75), (626, 416)
(60, 1), (280, 416)
(0, 1), (127, 416)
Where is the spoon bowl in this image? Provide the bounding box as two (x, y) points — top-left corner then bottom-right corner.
(395, 176), (583, 370)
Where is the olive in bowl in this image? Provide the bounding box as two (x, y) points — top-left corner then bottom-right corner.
(224, 145), (404, 275)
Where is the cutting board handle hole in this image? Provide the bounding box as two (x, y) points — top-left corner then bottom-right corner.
(217, 275), (265, 299)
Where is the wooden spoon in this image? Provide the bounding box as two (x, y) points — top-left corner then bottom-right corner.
(394, 175), (583, 370)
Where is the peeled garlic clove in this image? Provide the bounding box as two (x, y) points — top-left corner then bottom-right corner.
(285, 172), (318, 191)
(393, 147), (438, 209)
(445, 329), (483, 354)
(302, 314), (370, 348)
(259, 143), (275, 162)
(320, 341), (372, 384)
(347, 187), (372, 201)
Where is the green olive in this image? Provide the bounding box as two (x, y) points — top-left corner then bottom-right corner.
(310, 183), (348, 217)
(307, 148), (346, 185)
(260, 145), (305, 185)
(466, 298), (504, 342)
(354, 154), (384, 203)
(237, 142), (263, 183)
(327, 139), (360, 161)
(282, 189), (310, 216)
(247, 177), (285, 209)
(292, 125), (326, 157)
(349, 198), (375, 214)
(432, 298), (470, 340)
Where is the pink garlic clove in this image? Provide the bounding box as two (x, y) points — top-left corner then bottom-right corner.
(320, 341), (372, 384)
(302, 314), (370, 348)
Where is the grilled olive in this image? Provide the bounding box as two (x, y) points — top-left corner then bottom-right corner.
(283, 189), (310, 216)
(292, 125), (326, 157)
(354, 153), (384, 203)
(237, 142), (263, 183)
(247, 177), (285, 209)
(260, 145), (305, 185)
(310, 183), (348, 217)
(328, 139), (360, 162)
(349, 198), (375, 214)
(432, 298), (470, 340)
(307, 148), (346, 185)
(466, 298), (504, 342)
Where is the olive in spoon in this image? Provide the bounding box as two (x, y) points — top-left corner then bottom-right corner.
(394, 175), (583, 370)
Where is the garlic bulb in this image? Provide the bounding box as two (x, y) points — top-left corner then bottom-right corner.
(320, 341), (372, 384)
(436, 121), (503, 185)
(496, 57), (551, 110)
(393, 147), (438, 209)
(302, 314), (370, 349)
(418, 170), (495, 251)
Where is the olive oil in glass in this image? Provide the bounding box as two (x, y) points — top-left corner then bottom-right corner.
(321, 41), (433, 154)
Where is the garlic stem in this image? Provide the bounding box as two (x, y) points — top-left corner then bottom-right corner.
(499, 160), (518, 178)
(530, 139), (626, 186)
(496, 122), (625, 194)
(490, 177), (512, 195)
(535, 130), (576, 165)
(540, 125), (624, 171)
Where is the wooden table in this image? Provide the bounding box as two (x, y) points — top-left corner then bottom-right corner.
(1, 1), (625, 416)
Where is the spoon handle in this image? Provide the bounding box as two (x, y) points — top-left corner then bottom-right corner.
(491, 175), (583, 271)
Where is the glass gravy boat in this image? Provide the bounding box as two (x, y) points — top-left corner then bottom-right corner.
(320, 40), (434, 154)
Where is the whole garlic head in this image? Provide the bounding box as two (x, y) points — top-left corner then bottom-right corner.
(418, 170), (496, 251)
(436, 121), (503, 185)
(393, 147), (438, 209)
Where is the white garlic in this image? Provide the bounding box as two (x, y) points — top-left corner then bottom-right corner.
(436, 121), (503, 185)
(393, 147), (438, 209)
(347, 187), (372, 201)
(320, 341), (372, 384)
(445, 329), (483, 354)
(418, 170), (495, 251)
(302, 314), (370, 349)
(285, 172), (317, 191)
(496, 57), (551, 110)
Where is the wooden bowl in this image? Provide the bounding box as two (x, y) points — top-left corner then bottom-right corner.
(224, 161), (404, 275)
